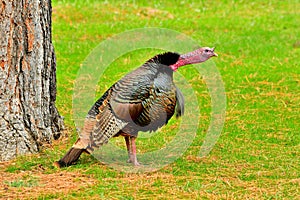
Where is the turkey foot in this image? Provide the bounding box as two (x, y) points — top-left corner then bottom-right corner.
(127, 154), (140, 166)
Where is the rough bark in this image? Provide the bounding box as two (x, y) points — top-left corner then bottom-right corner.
(0, 0), (64, 161)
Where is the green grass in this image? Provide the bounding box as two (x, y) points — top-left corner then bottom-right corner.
(2, 0), (300, 199)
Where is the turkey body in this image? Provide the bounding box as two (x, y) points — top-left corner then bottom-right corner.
(55, 52), (184, 167)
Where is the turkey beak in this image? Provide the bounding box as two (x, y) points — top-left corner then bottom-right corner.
(212, 47), (218, 57)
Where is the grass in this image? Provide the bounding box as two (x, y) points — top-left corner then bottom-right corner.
(1, 0), (300, 199)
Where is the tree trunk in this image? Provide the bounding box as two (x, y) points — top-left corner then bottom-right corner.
(0, 0), (64, 161)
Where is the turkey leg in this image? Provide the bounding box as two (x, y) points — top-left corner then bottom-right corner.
(130, 136), (140, 166)
(124, 136), (131, 163)
(124, 136), (140, 166)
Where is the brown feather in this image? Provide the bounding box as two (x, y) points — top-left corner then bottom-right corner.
(110, 100), (143, 122)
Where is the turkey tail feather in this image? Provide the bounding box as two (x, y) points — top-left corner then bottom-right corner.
(92, 105), (127, 147)
(54, 148), (85, 168)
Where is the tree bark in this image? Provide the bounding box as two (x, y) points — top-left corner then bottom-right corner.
(0, 0), (64, 161)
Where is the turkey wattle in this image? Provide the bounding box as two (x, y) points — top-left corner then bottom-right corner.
(54, 47), (218, 167)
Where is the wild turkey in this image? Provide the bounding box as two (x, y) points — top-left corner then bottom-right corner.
(54, 47), (217, 167)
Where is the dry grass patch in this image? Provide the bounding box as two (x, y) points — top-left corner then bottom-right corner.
(0, 161), (97, 199)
